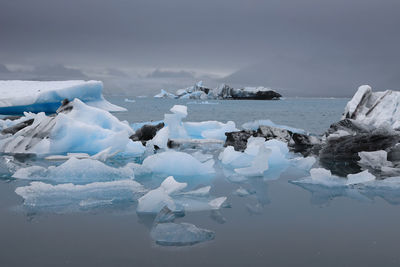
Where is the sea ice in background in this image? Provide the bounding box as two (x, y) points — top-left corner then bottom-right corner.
(140, 151), (215, 177)
(150, 222), (215, 246)
(0, 99), (142, 155)
(154, 89), (177, 99)
(15, 179), (145, 211)
(124, 98), (136, 103)
(0, 80), (126, 114)
(12, 157), (134, 184)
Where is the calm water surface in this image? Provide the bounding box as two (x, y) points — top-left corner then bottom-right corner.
(1, 97), (400, 267)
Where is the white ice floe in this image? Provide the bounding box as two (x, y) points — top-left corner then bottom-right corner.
(15, 179), (145, 209)
(343, 85), (400, 130)
(291, 156), (316, 171)
(137, 176), (187, 213)
(12, 157), (135, 183)
(358, 150), (393, 170)
(154, 89), (177, 99)
(293, 168), (376, 187)
(0, 99), (144, 155)
(140, 151), (215, 176)
(184, 120), (237, 140)
(150, 222), (215, 246)
(219, 137), (290, 177)
(0, 80), (126, 114)
(137, 176), (225, 214)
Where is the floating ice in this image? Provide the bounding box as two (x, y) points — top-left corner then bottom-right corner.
(137, 176), (187, 213)
(0, 98), (141, 155)
(154, 89), (177, 99)
(219, 137), (290, 177)
(12, 157), (135, 183)
(358, 150), (393, 170)
(137, 176), (225, 214)
(150, 222), (215, 246)
(242, 119), (306, 134)
(184, 121), (237, 140)
(293, 168), (376, 187)
(0, 80), (126, 114)
(291, 156), (316, 171)
(15, 179), (145, 209)
(140, 151), (215, 176)
(343, 85), (400, 130)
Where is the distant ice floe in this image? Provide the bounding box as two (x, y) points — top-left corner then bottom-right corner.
(242, 119), (306, 134)
(0, 80), (126, 114)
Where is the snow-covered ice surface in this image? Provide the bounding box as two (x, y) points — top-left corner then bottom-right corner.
(4, 95), (400, 264)
(0, 80), (126, 114)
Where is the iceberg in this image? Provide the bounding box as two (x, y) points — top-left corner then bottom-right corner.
(153, 81), (282, 100)
(15, 179), (145, 210)
(150, 222), (215, 246)
(0, 80), (126, 114)
(0, 98), (143, 155)
(12, 157), (134, 183)
(343, 85), (400, 130)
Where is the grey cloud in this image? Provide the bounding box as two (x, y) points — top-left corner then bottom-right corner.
(0, 0), (399, 96)
(146, 69), (195, 79)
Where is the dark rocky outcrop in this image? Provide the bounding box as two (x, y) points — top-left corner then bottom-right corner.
(224, 125), (321, 153)
(1, 119), (34, 135)
(130, 123), (165, 145)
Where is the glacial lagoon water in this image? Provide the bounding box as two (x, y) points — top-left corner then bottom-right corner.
(2, 97), (400, 266)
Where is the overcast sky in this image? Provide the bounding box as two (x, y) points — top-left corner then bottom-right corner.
(0, 0), (399, 96)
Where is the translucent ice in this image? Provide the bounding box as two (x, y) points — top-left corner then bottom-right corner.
(150, 222), (215, 246)
(15, 179), (145, 209)
(12, 157), (134, 183)
(140, 151), (215, 176)
(0, 99), (140, 155)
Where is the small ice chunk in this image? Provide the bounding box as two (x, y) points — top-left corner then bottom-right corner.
(234, 145), (271, 176)
(208, 197), (227, 209)
(141, 151), (215, 176)
(150, 222), (215, 246)
(346, 170), (376, 185)
(234, 187), (255, 197)
(358, 150), (392, 170)
(191, 151), (213, 162)
(137, 176), (187, 214)
(179, 186), (211, 197)
(170, 105), (187, 117)
(291, 156), (316, 170)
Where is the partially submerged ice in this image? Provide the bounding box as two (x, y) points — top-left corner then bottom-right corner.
(150, 222), (215, 246)
(0, 98), (144, 155)
(12, 157), (135, 183)
(0, 80), (126, 114)
(137, 176), (226, 214)
(15, 179), (145, 210)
